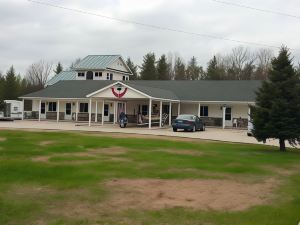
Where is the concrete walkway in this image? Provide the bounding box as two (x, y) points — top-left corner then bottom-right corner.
(0, 120), (294, 148)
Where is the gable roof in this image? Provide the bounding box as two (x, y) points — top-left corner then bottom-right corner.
(46, 71), (77, 86)
(74, 55), (126, 70)
(21, 80), (261, 102)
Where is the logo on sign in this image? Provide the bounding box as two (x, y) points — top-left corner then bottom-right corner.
(111, 85), (128, 98)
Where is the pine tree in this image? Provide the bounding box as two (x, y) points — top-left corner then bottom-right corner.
(174, 57), (186, 80)
(186, 56), (200, 80)
(157, 54), (170, 80)
(251, 47), (300, 151)
(140, 53), (157, 80)
(3, 66), (19, 100)
(53, 62), (63, 75)
(126, 58), (138, 80)
(206, 56), (222, 80)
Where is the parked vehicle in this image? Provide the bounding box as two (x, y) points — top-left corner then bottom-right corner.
(4, 100), (23, 119)
(172, 114), (205, 132)
(119, 112), (128, 128)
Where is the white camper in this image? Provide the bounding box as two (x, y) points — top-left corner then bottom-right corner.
(4, 100), (23, 119)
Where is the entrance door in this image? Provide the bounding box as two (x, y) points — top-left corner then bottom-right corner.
(104, 104), (110, 122)
(225, 107), (232, 127)
(40, 102), (46, 119)
(86, 71), (93, 80)
(65, 103), (72, 120)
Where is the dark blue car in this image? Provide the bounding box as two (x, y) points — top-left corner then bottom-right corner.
(172, 114), (205, 132)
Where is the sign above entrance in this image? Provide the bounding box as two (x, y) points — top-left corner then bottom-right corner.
(111, 85), (128, 98)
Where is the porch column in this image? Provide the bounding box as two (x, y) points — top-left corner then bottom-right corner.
(159, 101), (163, 128)
(149, 99), (152, 129)
(76, 101), (79, 121)
(88, 98), (92, 127)
(102, 101), (105, 125)
(248, 106), (251, 123)
(38, 99), (41, 121)
(177, 102), (180, 115)
(21, 99), (24, 120)
(169, 102), (172, 126)
(198, 102), (201, 117)
(222, 106), (226, 129)
(95, 101), (98, 123)
(57, 100), (60, 122)
(124, 102), (127, 114)
(113, 102), (116, 124)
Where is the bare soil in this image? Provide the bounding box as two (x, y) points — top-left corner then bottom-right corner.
(0, 137), (7, 142)
(38, 140), (56, 146)
(105, 178), (277, 211)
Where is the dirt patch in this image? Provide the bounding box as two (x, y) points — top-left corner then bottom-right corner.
(31, 147), (128, 163)
(161, 149), (203, 156)
(39, 140), (56, 146)
(105, 178), (277, 211)
(88, 147), (128, 155)
(32, 156), (50, 162)
(0, 137), (6, 142)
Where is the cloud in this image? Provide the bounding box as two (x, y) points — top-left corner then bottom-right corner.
(0, 0), (299, 75)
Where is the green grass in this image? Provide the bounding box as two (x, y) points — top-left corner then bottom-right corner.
(0, 129), (300, 225)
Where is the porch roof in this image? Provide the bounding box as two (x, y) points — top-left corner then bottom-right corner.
(21, 80), (261, 102)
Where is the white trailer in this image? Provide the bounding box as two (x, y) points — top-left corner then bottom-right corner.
(4, 100), (23, 119)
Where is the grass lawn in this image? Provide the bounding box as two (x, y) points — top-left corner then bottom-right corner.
(1, 129), (300, 225)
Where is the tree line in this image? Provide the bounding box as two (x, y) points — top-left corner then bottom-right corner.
(127, 46), (300, 81)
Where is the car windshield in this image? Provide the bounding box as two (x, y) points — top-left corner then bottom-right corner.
(177, 115), (194, 120)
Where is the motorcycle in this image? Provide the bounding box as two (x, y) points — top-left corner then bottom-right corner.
(119, 112), (128, 128)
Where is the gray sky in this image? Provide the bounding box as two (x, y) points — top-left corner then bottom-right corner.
(1, 0), (300, 76)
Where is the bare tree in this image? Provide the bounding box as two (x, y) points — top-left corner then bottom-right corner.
(254, 48), (273, 80)
(25, 60), (52, 88)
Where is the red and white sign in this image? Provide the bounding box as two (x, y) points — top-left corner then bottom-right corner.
(111, 86), (128, 98)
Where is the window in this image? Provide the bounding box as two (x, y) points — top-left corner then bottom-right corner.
(110, 73), (113, 80)
(126, 76), (129, 80)
(78, 72), (85, 77)
(225, 107), (231, 121)
(107, 73), (110, 80)
(95, 72), (102, 77)
(122, 76), (126, 80)
(107, 73), (113, 80)
(200, 106), (208, 117)
(13, 106), (18, 111)
(48, 102), (57, 112)
(141, 105), (148, 116)
(79, 103), (89, 113)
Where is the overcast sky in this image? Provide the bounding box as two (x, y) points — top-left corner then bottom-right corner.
(1, 0), (300, 76)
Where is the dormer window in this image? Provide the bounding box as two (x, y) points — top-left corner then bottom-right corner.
(78, 72), (85, 77)
(95, 72), (102, 77)
(107, 73), (113, 80)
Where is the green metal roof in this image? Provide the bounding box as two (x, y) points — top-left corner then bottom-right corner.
(21, 80), (261, 102)
(46, 71), (77, 86)
(74, 55), (121, 70)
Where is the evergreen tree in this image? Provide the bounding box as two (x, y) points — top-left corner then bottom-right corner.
(206, 56), (223, 80)
(174, 57), (186, 80)
(251, 47), (300, 151)
(3, 66), (19, 100)
(140, 53), (157, 80)
(53, 62), (63, 75)
(0, 72), (5, 101)
(126, 58), (138, 80)
(157, 54), (170, 80)
(186, 56), (200, 80)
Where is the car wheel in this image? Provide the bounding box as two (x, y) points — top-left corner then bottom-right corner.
(192, 125), (196, 132)
(173, 128), (177, 132)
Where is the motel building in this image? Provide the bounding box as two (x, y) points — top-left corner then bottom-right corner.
(20, 55), (260, 129)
